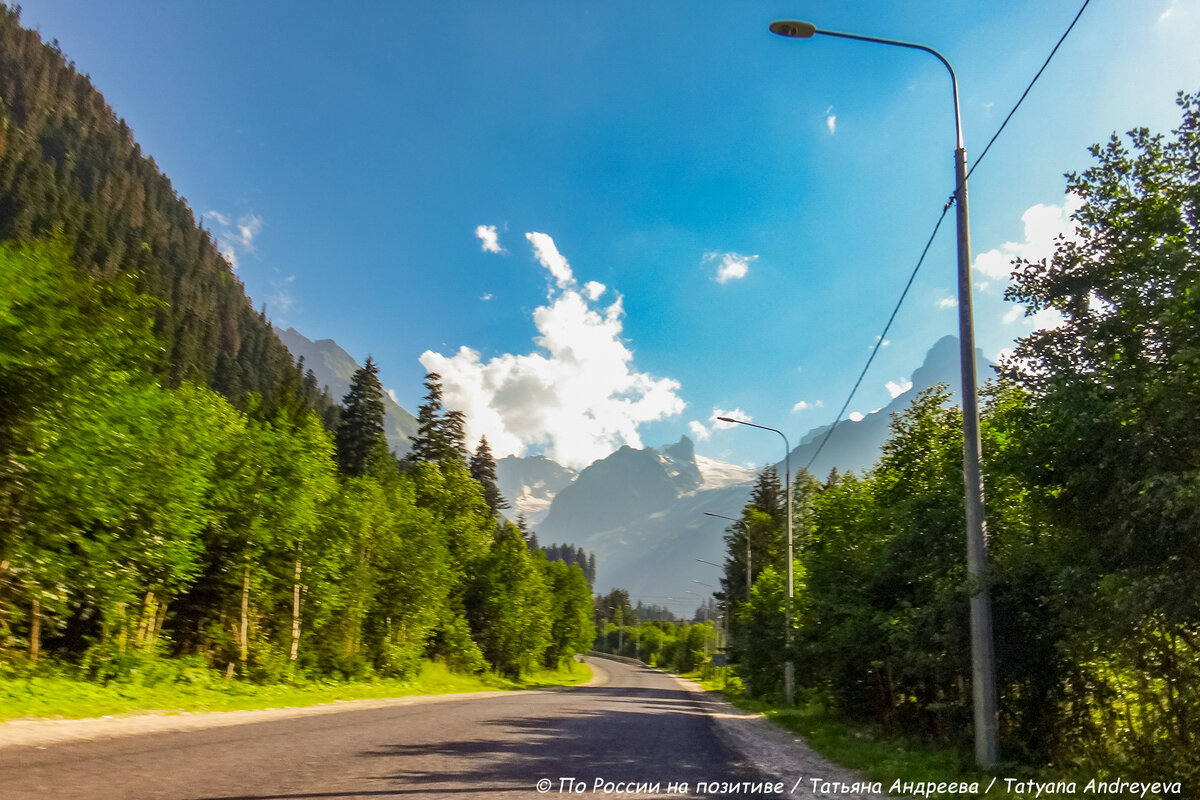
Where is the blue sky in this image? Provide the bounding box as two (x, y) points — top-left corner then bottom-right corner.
(17, 0), (1200, 469)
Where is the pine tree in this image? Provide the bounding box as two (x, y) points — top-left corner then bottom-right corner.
(469, 435), (509, 515)
(334, 357), (385, 476)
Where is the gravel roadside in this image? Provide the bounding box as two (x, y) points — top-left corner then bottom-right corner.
(672, 674), (902, 800)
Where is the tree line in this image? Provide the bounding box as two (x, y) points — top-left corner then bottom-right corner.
(590, 589), (719, 674)
(0, 239), (595, 681)
(712, 93), (1200, 790)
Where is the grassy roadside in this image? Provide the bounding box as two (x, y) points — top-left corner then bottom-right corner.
(681, 669), (1033, 799)
(0, 659), (592, 722)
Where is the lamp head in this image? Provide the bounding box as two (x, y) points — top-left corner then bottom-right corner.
(716, 416), (736, 423)
(769, 20), (817, 38)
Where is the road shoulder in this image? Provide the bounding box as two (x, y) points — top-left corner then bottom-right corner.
(672, 675), (900, 800)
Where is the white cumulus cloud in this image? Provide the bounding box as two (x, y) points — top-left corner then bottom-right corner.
(704, 251), (757, 284)
(975, 193), (1083, 330)
(476, 224), (503, 254)
(848, 411), (864, 422)
(527, 231), (575, 291)
(420, 232), (685, 469)
(688, 420), (711, 441)
(938, 297), (957, 309)
(825, 106), (837, 135)
(973, 193), (1083, 281)
(885, 378), (913, 398)
(792, 400), (823, 413)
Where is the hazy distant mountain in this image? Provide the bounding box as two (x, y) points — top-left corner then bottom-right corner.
(535, 436), (753, 613)
(534, 335), (993, 615)
(494, 455), (578, 527)
(540, 437), (702, 538)
(275, 326), (419, 457)
(784, 334), (993, 478)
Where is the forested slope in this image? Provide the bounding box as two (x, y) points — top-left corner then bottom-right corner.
(0, 4), (327, 416)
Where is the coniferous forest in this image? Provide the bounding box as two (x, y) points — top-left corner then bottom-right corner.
(0, 5), (593, 684)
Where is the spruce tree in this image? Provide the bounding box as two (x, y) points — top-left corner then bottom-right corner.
(408, 372), (448, 462)
(442, 409), (468, 463)
(749, 465), (785, 524)
(334, 356), (385, 476)
(469, 435), (509, 515)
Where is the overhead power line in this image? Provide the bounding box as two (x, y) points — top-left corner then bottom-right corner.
(800, 0), (1091, 475)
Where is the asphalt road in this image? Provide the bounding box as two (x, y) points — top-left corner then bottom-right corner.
(0, 659), (779, 800)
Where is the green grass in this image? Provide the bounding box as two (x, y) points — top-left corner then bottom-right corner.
(0, 659), (592, 722)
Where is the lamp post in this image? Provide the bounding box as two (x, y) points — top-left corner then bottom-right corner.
(716, 417), (794, 706)
(767, 19), (998, 767)
(705, 512), (753, 601)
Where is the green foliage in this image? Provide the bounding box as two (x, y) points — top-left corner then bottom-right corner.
(541, 559), (595, 667)
(711, 95), (1200, 791)
(408, 372), (457, 464)
(466, 523), (551, 678)
(998, 92), (1200, 786)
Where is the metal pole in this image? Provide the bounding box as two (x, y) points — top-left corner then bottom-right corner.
(955, 147), (999, 767)
(768, 19), (999, 766)
(784, 444), (793, 707)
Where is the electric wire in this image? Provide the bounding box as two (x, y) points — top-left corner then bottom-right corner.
(799, 0), (1090, 475)
(965, 0), (1091, 184)
(802, 203), (951, 472)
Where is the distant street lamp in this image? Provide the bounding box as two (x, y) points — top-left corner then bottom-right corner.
(704, 512), (753, 602)
(767, 19), (998, 767)
(716, 416), (794, 706)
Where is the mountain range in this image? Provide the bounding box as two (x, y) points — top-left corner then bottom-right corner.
(531, 334), (993, 615)
(278, 326), (989, 615)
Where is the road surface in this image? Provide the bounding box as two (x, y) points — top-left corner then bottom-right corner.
(0, 659), (781, 799)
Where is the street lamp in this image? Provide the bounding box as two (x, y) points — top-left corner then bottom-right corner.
(768, 19), (998, 767)
(717, 416), (794, 706)
(704, 512), (753, 602)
